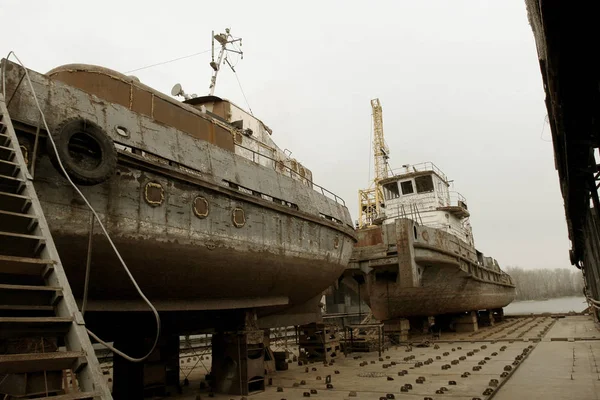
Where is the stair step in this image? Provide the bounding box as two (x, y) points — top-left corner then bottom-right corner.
(0, 132), (11, 149)
(0, 173), (25, 194)
(36, 391), (99, 400)
(0, 316), (71, 338)
(0, 100), (111, 398)
(0, 230), (45, 257)
(0, 145), (15, 161)
(0, 190), (32, 213)
(0, 283), (62, 306)
(0, 304), (54, 317)
(0, 158), (19, 176)
(0, 351), (86, 374)
(0, 316), (73, 338)
(0, 209), (39, 234)
(0, 254), (54, 277)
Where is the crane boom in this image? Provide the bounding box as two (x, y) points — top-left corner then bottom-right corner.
(358, 98), (390, 228)
(371, 98), (389, 183)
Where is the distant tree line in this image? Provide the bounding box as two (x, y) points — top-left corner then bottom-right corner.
(505, 267), (584, 301)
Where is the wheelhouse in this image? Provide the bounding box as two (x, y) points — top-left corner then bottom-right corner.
(379, 162), (474, 246)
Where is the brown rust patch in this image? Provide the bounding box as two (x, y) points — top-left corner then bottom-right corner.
(234, 131), (243, 144)
(355, 226), (384, 247)
(144, 182), (164, 206)
(48, 66), (234, 152)
(193, 196), (209, 218)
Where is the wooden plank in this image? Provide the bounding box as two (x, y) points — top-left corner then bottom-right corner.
(0, 254), (53, 276)
(0, 316), (72, 338)
(0, 132), (10, 146)
(0, 190), (31, 213)
(0, 316), (71, 323)
(0, 158), (18, 176)
(0, 304), (54, 311)
(0, 209), (38, 234)
(0, 351), (85, 374)
(0, 231), (44, 241)
(0, 283), (61, 292)
(36, 391), (98, 400)
(0, 283), (62, 306)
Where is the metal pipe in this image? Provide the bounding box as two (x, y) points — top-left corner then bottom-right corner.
(81, 212), (94, 315)
(29, 123), (41, 177)
(6, 69), (25, 108)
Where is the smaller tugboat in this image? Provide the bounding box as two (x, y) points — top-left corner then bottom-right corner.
(343, 99), (515, 329)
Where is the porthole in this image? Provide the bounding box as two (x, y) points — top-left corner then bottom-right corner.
(144, 182), (164, 206)
(232, 207), (246, 228)
(115, 126), (129, 138)
(193, 196), (209, 218)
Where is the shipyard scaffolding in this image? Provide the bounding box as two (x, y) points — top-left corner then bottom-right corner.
(0, 94), (112, 399)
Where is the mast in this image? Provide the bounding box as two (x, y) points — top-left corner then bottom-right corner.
(209, 28), (243, 95)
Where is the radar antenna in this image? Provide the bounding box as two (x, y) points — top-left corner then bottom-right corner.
(209, 28), (243, 95)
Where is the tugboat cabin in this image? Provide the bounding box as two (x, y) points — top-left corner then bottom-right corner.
(378, 162), (474, 247)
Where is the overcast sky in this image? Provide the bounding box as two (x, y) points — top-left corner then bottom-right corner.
(1, 0), (569, 270)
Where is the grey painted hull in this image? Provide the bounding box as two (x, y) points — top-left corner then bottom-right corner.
(34, 155), (354, 315)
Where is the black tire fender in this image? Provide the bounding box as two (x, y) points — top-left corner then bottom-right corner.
(46, 118), (117, 185)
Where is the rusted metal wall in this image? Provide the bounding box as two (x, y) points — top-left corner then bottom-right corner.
(526, 0), (599, 319)
(3, 60), (350, 222)
(47, 66), (234, 152)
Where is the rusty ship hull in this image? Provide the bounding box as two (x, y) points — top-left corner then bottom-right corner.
(347, 218), (515, 320)
(35, 156), (351, 315)
(1, 59), (356, 329)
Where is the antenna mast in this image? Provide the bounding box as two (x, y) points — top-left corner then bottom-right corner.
(209, 28), (243, 95)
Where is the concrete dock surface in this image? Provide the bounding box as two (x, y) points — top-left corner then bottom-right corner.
(110, 314), (599, 399)
(494, 315), (600, 400)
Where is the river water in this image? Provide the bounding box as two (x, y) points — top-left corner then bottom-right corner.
(503, 296), (588, 315)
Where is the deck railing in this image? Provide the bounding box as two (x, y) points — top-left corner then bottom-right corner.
(448, 191), (468, 209)
(235, 143), (346, 206)
(390, 161), (448, 182)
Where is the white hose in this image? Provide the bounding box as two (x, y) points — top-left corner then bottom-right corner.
(3, 52), (160, 362)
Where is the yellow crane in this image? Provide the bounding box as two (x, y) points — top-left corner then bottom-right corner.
(358, 98), (390, 228)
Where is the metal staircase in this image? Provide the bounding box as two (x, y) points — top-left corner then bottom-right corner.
(0, 94), (112, 399)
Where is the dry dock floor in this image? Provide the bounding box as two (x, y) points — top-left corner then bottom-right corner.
(119, 314), (600, 400)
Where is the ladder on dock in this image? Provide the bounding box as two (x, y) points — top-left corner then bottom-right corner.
(0, 94), (112, 399)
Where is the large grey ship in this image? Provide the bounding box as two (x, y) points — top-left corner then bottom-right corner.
(0, 54), (356, 329)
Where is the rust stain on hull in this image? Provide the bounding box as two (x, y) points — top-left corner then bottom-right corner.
(349, 219), (516, 320)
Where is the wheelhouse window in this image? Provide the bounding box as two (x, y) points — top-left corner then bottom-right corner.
(400, 180), (414, 195)
(415, 175), (434, 193)
(383, 182), (400, 200)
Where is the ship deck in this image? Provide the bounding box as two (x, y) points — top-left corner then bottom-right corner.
(97, 313), (600, 399)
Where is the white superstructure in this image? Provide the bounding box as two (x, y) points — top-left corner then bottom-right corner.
(378, 162), (475, 247)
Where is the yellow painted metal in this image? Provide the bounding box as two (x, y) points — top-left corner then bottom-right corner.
(358, 99), (388, 228)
